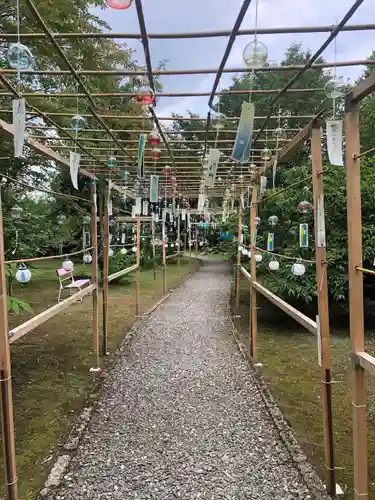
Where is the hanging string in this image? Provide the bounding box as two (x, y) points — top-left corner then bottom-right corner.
(16, 0), (21, 83)
(332, 18), (338, 119)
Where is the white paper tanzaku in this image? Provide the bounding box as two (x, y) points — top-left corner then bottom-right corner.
(326, 120), (344, 166)
(69, 151), (81, 190)
(13, 98), (26, 158)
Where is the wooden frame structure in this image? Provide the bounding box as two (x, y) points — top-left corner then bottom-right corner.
(0, 0), (374, 498)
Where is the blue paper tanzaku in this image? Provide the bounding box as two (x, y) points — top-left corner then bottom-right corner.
(267, 233), (274, 251)
(232, 102), (255, 163)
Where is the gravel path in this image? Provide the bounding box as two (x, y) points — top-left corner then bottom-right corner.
(56, 259), (315, 499)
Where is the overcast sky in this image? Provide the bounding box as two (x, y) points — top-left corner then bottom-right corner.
(95, 0), (374, 119)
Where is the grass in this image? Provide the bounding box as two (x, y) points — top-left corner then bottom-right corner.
(234, 283), (375, 500)
(1, 256), (198, 500)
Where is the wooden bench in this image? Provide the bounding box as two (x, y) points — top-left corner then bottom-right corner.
(56, 268), (91, 302)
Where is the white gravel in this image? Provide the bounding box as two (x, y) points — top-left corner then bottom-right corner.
(55, 259), (317, 499)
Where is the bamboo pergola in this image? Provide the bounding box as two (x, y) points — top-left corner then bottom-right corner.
(0, 0), (375, 498)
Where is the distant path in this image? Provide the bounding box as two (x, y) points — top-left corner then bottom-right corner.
(56, 259), (319, 499)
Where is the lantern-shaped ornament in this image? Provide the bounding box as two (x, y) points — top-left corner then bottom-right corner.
(83, 215), (91, 225)
(83, 253), (92, 264)
(11, 205), (23, 219)
(7, 42), (33, 70)
(62, 258), (74, 271)
(269, 259), (280, 271)
(16, 264), (31, 283)
(254, 216), (261, 227)
(70, 114), (86, 130)
(261, 147), (272, 161)
(241, 247), (247, 256)
(268, 215), (278, 226)
(148, 131), (161, 146)
(132, 246), (137, 253)
(297, 200), (313, 214)
(243, 39), (268, 68)
(107, 156), (117, 168)
(106, 0), (133, 8)
(120, 247), (128, 255)
(163, 165), (171, 176)
(324, 77), (346, 99)
(151, 148), (161, 160)
(292, 261), (306, 276)
(169, 176), (177, 186)
(255, 253), (263, 263)
(108, 248), (114, 257)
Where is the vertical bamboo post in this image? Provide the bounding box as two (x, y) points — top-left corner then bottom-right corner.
(151, 216), (156, 280)
(235, 202), (243, 310)
(250, 187), (258, 360)
(311, 122), (336, 495)
(177, 214), (181, 276)
(90, 182), (99, 369)
(102, 188), (109, 356)
(188, 213), (192, 274)
(136, 216), (141, 316)
(345, 99), (368, 499)
(248, 199), (252, 355)
(0, 188), (19, 500)
(162, 214), (167, 293)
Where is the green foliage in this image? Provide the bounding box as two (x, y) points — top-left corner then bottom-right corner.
(107, 252), (136, 282)
(7, 295), (34, 315)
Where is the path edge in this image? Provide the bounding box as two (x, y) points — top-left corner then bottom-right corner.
(227, 309), (337, 500)
(37, 263), (200, 500)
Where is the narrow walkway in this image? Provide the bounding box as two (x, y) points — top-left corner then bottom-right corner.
(56, 260), (316, 499)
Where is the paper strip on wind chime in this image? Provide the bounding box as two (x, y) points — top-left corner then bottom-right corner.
(205, 148), (221, 187)
(181, 209), (186, 220)
(135, 197), (142, 215)
(13, 98), (26, 158)
(149, 174), (159, 203)
(137, 134), (147, 177)
(69, 151), (81, 190)
(267, 233), (275, 251)
(142, 200), (149, 215)
(259, 175), (267, 199)
(326, 120), (343, 166)
(131, 205), (136, 218)
(299, 223), (309, 248)
(198, 193), (205, 212)
(231, 102), (255, 163)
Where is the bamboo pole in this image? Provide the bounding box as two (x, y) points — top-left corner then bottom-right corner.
(136, 216), (141, 316)
(250, 187), (258, 360)
(151, 216), (156, 280)
(248, 202), (252, 356)
(311, 123), (335, 495)
(188, 213), (192, 274)
(162, 213), (167, 293)
(102, 188), (109, 356)
(177, 215), (181, 276)
(90, 183), (99, 370)
(345, 100), (368, 499)
(0, 187), (18, 500)
(235, 202), (243, 310)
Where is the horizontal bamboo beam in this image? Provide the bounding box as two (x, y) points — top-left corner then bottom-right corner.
(116, 216), (153, 222)
(356, 351), (375, 376)
(0, 88), (324, 98)
(165, 252), (181, 260)
(108, 263), (138, 283)
(0, 59), (373, 76)
(252, 281), (317, 334)
(1, 23), (375, 40)
(9, 284), (96, 344)
(2, 110), (313, 121)
(28, 127), (301, 135)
